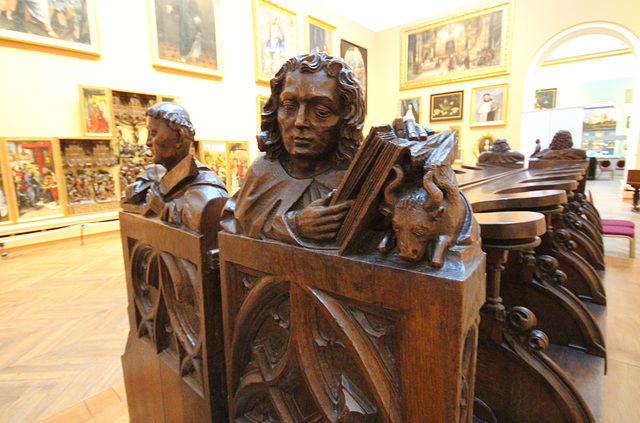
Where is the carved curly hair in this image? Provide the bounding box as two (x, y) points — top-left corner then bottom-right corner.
(549, 130), (573, 150)
(491, 138), (511, 153)
(258, 52), (366, 165)
(146, 102), (196, 142)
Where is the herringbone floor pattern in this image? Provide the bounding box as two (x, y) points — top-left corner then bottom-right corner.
(0, 232), (129, 423)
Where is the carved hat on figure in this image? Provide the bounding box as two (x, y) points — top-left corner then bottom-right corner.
(258, 52), (366, 165)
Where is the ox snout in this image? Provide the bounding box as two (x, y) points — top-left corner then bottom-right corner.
(397, 241), (427, 263)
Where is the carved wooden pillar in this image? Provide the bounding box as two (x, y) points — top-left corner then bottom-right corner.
(474, 211), (596, 423)
(219, 233), (485, 422)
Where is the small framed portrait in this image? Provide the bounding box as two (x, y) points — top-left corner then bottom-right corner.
(306, 16), (334, 54)
(0, 0), (99, 55)
(471, 84), (508, 127)
(430, 90), (463, 122)
(253, 0), (297, 84)
(475, 133), (496, 157)
(3, 138), (64, 221)
(147, 0), (223, 77)
(227, 141), (250, 195)
(398, 97), (421, 123)
(79, 85), (113, 136)
(256, 94), (269, 132)
(535, 88), (557, 110)
(200, 141), (228, 184)
(341, 39), (367, 105)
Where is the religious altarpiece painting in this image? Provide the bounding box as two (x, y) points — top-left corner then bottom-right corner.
(226, 141), (249, 195)
(253, 0), (297, 84)
(200, 141), (227, 185)
(78, 85), (113, 136)
(400, 0), (512, 89)
(148, 0), (223, 77)
(341, 39), (367, 105)
(59, 137), (120, 215)
(1, 138), (64, 222)
(0, 0), (99, 55)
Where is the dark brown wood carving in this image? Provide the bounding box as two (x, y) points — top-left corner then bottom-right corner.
(120, 102), (229, 422)
(476, 137), (524, 168)
(221, 53), (485, 422)
(530, 130), (587, 161)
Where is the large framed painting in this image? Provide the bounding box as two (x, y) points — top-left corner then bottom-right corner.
(306, 16), (334, 54)
(535, 88), (557, 110)
(471, 84), (508, 127)
(2, 138), (64, 221)
(341, 39), (367, 105)
(253, 0), (297, 84)
(430, 90), (463, 122)
(400, 0), (512, 89)
(200, 141), (227, 184)
(227, 141), (249, 195)
(148, 0), (223, 77)
(398, 97), (421, 123)
(0, 0), (99, 55)
(78, 85), (113, 136)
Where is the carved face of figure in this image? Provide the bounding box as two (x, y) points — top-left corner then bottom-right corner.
(277, 70), (341, 164)
(146, 116), (181, 170)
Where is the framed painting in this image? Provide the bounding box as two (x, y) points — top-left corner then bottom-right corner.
(475, 133), (495, 157)
(200, 141), (227, 184)
(253, 0), (297, 84)
(3, 138), (64, 221)
(0, 0), (99, 55)
(0, 156), (10, 223)
(535, 88), (557, 109)
(430, 90), (463, 121)
(398, 97), (421, 123)
(471, 84), (508, 127)
(148, 0), (222, 77)
(306, 16), (334, 54)
(400, 0), (512, 89)
(79, 85), (113, 136)
(59, 137), (120, 215)
(341, 39), (367, 105)
(227, 141), (249, 195)
(256, 94), (269, 132)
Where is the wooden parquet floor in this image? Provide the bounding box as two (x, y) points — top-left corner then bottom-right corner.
(0, 177), (638, 422)
(0, 232), (129, 423)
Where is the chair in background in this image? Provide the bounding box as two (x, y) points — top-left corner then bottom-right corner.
(598, 160), (614, 180)
(588, 189), (636, 258)
(615, 160), (626, 178)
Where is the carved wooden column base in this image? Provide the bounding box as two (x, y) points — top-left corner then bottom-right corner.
(474, 212), (595, 423)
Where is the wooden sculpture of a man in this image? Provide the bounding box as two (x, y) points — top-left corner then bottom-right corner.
(121, 101), (228, 237)
(222, 53), (364, 247)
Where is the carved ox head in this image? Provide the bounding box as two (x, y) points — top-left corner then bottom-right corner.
(381, 166), (446, 263)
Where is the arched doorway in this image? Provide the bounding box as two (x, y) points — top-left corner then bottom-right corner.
(522, 22), (640, 170)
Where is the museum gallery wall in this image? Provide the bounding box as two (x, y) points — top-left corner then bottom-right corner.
(2, 0), (640, 232)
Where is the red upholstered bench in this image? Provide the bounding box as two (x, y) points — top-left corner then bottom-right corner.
(602, 224), (636, 258)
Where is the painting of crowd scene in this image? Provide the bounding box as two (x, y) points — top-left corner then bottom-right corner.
(60, 139), (119, 215)
(7, 140), (62, 220)
(202, 141), (227, 184)
(80, 86), (112, 135)
(152, 0), (220, 72)
(227, 142), (248, 195)
(0, 0), (93, 47)
(402, 3), (509, 88)
(0, 166), (9, 222)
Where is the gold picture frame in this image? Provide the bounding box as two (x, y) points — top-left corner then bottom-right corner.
(1, 138), (65, 222)
(199, 140), (228, 186)
(78, 85), (113, 137)
(0, 0), (100, 56)
(475, 133), (496, 157)
(147, 0), (223, 78)
(398, 97), (421, 123)
(306, 15), (334, 54)
(400, 0), (512, 90)
(253, 0), (297, 84)
(226, 141), (250, 195)
(470, 83), (508, 128)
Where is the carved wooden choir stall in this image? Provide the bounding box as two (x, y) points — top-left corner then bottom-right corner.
(120, 53), (609, 422)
